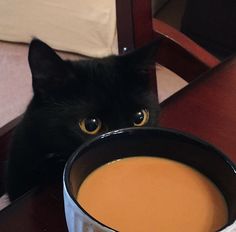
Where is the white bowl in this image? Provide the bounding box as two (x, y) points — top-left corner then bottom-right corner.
(63, 128), (236, 232)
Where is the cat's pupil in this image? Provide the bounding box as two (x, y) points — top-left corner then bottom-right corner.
(84, 118), (99, 132)
(134, 111), (144, 125)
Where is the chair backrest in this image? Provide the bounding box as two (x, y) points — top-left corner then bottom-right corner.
(116, 0), (154, 54)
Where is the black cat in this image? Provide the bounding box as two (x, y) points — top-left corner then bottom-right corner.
(6, 39), (160, 201)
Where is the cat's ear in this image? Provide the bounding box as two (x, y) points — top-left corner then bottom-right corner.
(119, 38), (161, 71)
(28, 39), (67, 96)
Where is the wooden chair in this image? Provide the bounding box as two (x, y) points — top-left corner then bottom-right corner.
(0, 0), (220, 197)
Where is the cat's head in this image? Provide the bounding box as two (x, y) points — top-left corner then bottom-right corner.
(27, 39), (160, 152)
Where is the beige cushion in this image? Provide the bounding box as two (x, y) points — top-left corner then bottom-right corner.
(0, 0), (118, 57)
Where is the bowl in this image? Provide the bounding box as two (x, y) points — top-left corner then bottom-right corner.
(63, 127), (236, 232)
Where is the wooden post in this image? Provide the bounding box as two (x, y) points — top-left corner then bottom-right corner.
(116, 0), (158, 98)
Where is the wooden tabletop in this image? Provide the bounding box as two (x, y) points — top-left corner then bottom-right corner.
(0, 56), (236, 231)
(159, 55), (236, 163)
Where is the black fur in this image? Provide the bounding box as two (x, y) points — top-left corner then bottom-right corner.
(6, 39), (160, 200)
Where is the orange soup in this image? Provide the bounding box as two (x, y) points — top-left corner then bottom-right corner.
(77, 157), (228, 232)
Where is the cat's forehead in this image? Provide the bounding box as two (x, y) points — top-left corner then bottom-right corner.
(65, 56), (151, 111)
(71, 57), (119, 80)
(70, 56), (147, 91)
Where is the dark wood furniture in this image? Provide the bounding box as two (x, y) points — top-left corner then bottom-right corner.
(116, 0), (220, 81)
(160, 55), (236, 162)
(1, 0), (232, 231)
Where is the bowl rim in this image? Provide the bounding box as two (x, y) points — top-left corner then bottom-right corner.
(63, 126), (236, 231)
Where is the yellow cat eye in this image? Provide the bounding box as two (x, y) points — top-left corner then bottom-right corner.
(79, 118), (102, 135)
(133, 109), (149, 127)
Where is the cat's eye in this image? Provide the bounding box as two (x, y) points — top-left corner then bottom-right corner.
(133, 109), (149, 127)
(79, 118), (102, 135)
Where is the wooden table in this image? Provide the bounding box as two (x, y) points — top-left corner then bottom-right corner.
(0, 56), (235, 231)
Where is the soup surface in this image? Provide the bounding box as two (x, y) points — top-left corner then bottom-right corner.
(77, 157), (228, 232)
